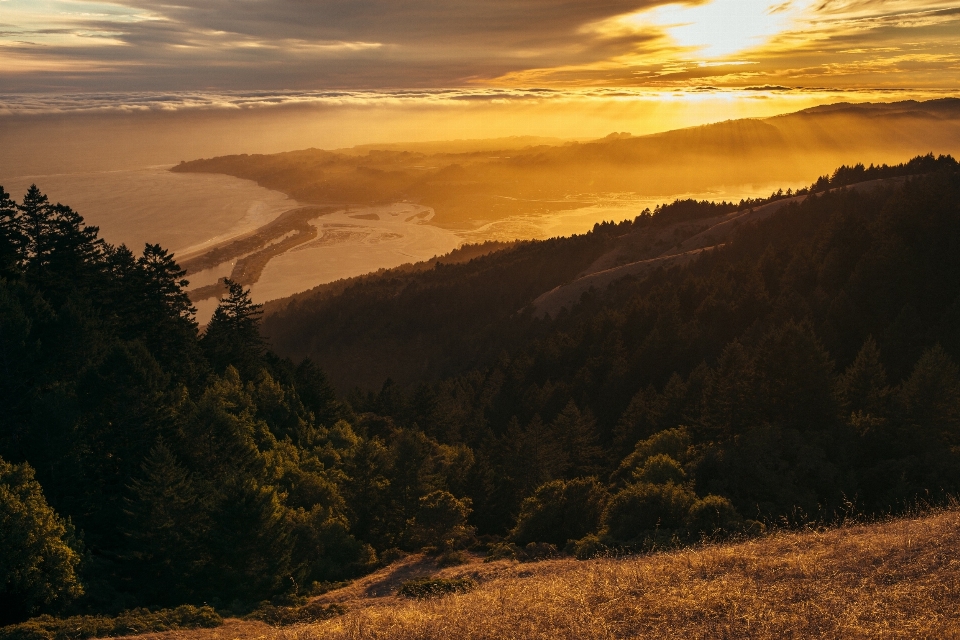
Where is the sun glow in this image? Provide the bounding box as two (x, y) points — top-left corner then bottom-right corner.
(626, 0), (810, 59)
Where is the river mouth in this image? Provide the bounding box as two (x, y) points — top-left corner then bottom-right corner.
(0, 166), (782, 322)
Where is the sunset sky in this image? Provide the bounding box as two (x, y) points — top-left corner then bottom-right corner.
(3, 0), (958, 94)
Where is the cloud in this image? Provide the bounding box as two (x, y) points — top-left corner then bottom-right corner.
(0, 0), (958, 92)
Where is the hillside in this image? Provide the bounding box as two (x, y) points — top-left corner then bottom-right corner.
(173, 99), (960, 228)
(262, 154), (957, 391)
(119, 507), (960, 639)
(4, 153), (960, 632)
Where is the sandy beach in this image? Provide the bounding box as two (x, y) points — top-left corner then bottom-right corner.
(1, 166), (298, 256)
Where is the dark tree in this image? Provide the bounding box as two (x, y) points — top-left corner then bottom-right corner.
(202, 279), (266, 377)
(0, 187), (21, 278)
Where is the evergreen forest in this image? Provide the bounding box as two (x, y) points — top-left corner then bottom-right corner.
(3, 155), (960, 626)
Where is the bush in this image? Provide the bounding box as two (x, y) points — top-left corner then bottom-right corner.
(396, 577), (475, 599)
(567, 534), (608, 560)
(435, 550), (470, 567)
(603, 481), (747, 544)
(484, 542), (523, 562)
(685, 495), (743, 535)
(306, 580), (351, 597)
(610, 428), (693, 487)
(405, 491), (475, 551)
(510, 478), (609, 547)
(603, 482), (698, 542)
(522, 542), (558, 561)
(0, 606), (222, 640)
(246, 601), (345, 626)
(634, 454), (686, 485)
(378, 548), (408, 567)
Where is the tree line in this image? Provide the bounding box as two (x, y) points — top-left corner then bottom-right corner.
(3, 154), (960, 625)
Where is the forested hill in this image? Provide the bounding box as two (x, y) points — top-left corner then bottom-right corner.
(3, 154), (960, 631)
(262, 154), (956, 390)
(262, 152), (960, 533)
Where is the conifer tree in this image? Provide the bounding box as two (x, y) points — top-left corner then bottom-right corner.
(500, 416), (566, 501)
(837, 336), (889, 416)
(206, 479), (290, 601)
(0, 187), (21, 278)
(551, 401), (603, 478)
(294, 359), (341, 428)
(135, 244), (200, 377)
(46, 203), (103, 286)
(202, 279), (265, 377)
(101, 244), (142, 336)
(754, 322), (837, 431)
(700, 340), (758, 440)
(17, 185), (54, 284)
(122, 442), (209, 603)
(16, 186), (102, 292)
(897, 345), (960, 448)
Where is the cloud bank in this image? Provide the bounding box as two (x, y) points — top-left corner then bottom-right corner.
(0, 0), (958, 92)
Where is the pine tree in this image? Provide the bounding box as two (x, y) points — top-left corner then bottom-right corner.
(122, 442), (209, 603)
(501, 416), (567, 499)
(46, 203), (103, 286)
(837, 336), (889, 416)
(700, 340), (758, 440)
(135, 244), (200, 377)
(754, 322), (837, 431)
(16, 187), (102, 293)
(897, 345), (960, 448)
(0, 187), (21, 278)
(137, 244), (196, 324)
(206, 479), (290, 602)
(202, 279), (265, 377)
(551, 401), (603, 478)
(294, 358), (342, 428)
(17, 185), (54, 285)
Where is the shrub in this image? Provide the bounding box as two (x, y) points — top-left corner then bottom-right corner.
(510, 478), (609, 547)
(685, 495), (743, 535)
(306, 581), (351, 597)
(0, 606), (222, 640)
(610, 428), (693, 487)
(405, 491), (475, 551)
(634, 454), (686, 485)
(484, 542), (523, 562)
(246, 601), (345, 626)
(435, 550), (470, 567)
(603, 482), (698, 542)
(568, 534), (608, 560)
(522, 542), (558, 561)
(396, 577), (475, 599)
(378, 548), (408, 566)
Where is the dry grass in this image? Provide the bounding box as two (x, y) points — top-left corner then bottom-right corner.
(127, 508), (960, 640)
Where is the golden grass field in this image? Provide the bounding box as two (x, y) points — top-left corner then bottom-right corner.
(129, 507), (960, 640)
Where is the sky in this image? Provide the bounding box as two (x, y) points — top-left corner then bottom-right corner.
(2, 0), (958, 96)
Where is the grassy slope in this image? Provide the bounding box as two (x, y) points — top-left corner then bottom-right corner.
(125, 507), (960, 640)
